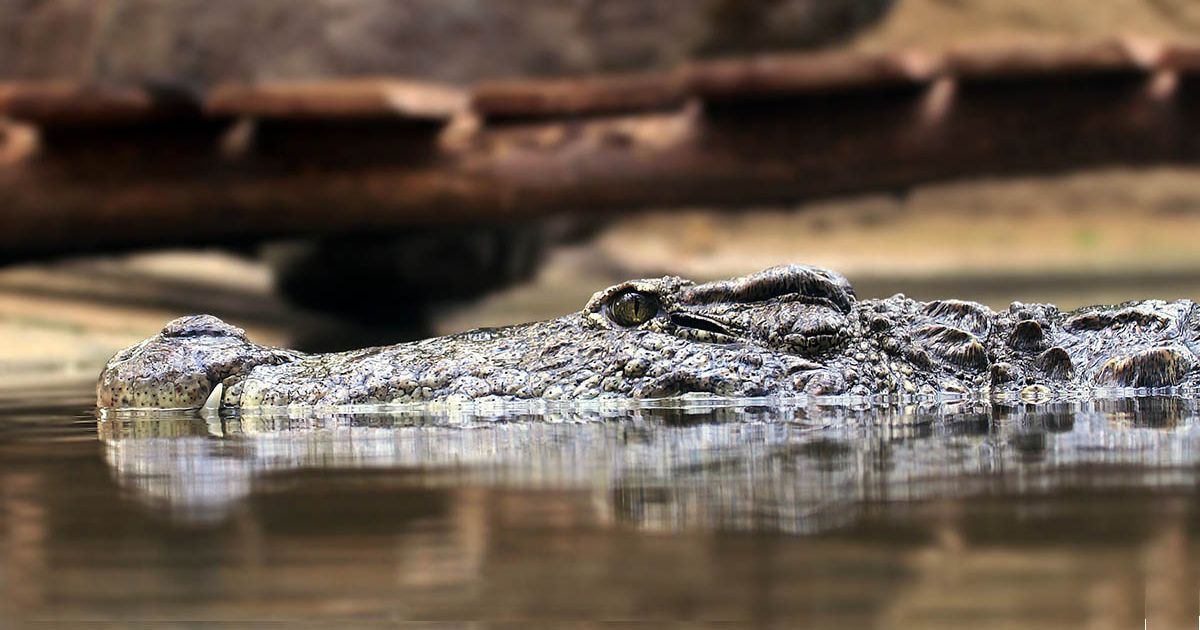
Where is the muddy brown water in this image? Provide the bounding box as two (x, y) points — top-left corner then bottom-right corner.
(3, 383), (1200, 628)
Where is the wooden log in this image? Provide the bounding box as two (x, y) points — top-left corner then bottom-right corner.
(686, 49), (938, 101)
(0, 81), (201, 126)
(1, 41), (1200, 262)
(205, 79), (466, 121)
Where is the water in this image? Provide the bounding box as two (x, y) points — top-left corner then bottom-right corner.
(4, 384), (1200, 627)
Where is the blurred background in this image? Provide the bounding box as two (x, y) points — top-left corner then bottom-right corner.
(3, 0), (1200, 377)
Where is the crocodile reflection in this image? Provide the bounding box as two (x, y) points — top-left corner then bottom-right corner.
(97, 399), (1200, 533)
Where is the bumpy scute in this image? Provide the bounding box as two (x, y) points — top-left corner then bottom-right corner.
(913, 325), (989, 371)
(1035, 347), (1074, 381)
(1094, 347), (1192, 388)
(922, 300), (992, 337)
(1008, 320), (1047, 352)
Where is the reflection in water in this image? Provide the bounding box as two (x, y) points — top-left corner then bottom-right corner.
(97, 399), (1200, 535)
(6, 390), (1200, 626)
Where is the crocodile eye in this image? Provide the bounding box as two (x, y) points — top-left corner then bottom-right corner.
(606, 291), (660, 327)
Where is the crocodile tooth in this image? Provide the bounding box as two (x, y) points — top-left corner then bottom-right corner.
(1034, 347), (1075, 381)
(1094, 347), (1192, 388)
(1007, 320), (1048, 352)
(202, 383), (224, 413)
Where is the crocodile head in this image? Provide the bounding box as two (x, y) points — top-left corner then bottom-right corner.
(98, 265), (923, 410)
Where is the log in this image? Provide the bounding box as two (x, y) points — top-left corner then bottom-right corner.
(1, 40), (1199, 263)
(0, 81), (201, 125)
(205, 79), (466, 121)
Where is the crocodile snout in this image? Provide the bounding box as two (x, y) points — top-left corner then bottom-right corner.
(97, 315), (301, 410)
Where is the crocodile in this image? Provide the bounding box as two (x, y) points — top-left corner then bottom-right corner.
(97, 264), (1200, 410)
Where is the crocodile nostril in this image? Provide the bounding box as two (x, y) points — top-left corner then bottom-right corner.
(160, 314), (247, 339)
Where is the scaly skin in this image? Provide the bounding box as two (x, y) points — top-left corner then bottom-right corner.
(96, 265), (1200, 410)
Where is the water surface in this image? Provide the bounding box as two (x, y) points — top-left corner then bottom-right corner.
(3, 384), (1200, 627)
